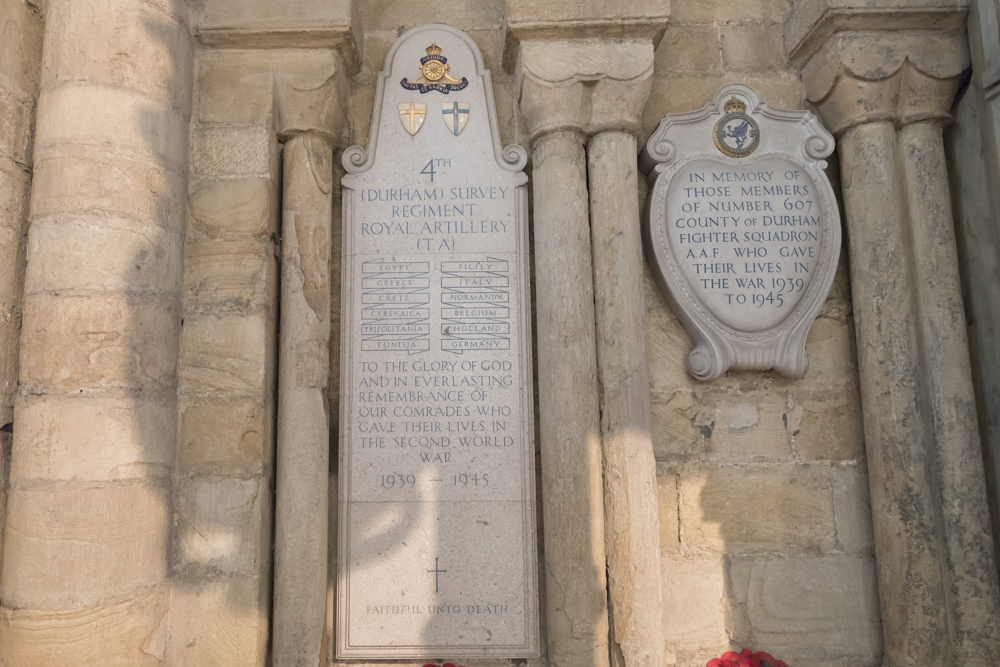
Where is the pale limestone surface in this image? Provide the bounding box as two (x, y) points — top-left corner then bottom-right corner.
(0, 0), (41, 577)
(0, 1), (996, 666)
(270, 68), (346, 667)
(272, 133), (334, 667)
(947, 6), (1000, 622)
(642, 84), (840, 380)
(796, 21), (1000, 667)
(194, 0), (360, 69)
(517, 39), (654, 138)
(0, 0), (191, 664)
(530, 130), (611, 667)
(645, 0), (882, 665)
(504, 0), (669, 65)
(172, 42), (286, 667)
(785, 0), (969, 65)
(517, 37), (667, 667)
(337, 24), (539, 659)
(590, 130), (666, 667)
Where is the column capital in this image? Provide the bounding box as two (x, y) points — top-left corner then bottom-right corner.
(504, 0), (668, 68)
(274, 63), (349, 147)
(516, 39), (654, 142)
(800, 31), (969, 134)
(785, 0), (967, 68)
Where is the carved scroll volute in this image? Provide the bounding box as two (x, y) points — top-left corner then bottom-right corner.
(641, 83), (839, 381)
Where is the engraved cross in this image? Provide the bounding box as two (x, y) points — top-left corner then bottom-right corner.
(427, 557), (447, 593)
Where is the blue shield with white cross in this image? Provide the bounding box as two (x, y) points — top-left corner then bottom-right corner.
(441, 101), (470, 136)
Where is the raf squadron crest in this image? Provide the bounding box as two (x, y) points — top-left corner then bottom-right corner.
(400, 43), (469, 94)
(713, 96), (760, 157)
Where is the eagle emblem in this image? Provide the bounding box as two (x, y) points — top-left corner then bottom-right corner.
(401, 43), (469, 94)
(713, 96), (760, 157)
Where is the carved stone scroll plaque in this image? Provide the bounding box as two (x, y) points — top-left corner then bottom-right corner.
(337, 24), (539, 659)
(640, 83), (840, 381)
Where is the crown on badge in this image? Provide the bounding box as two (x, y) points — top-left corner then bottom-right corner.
(426, 43), (443, 56)
(724, 96), (747, 114)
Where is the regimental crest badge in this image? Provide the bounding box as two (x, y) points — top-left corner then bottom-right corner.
(441, 102), (470, 135)
(713, 96), (760, 157)
(399, 102), (426, 136)
(400, 43), (469, 94)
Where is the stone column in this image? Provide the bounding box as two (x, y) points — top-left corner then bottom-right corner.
(799, 31), (1000, 666)
(273, 132), (332, 667)
(588, 127), (664, 665)
(0, 0), (192, 662)
(900, 115), (1000, 663)
(0, 0), (43, 571)
(519, 38), (664, 666)
(272, 75), (344, 667)
(530, 126), (612, 667)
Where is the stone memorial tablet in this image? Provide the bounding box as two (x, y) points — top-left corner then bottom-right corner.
(337, 24), (539, 659)
(641, 83), (840, 381)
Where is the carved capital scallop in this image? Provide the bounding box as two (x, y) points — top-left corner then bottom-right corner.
(802, 31), (969, 134)
(516, 39), (654, 140)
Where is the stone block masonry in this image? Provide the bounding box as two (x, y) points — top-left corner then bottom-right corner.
(0, 1), (994, 666)
(643, 0), (882, 665)
(0, 0), (192, 663)
(169, 46), (286, 667)
(0, 0), (42, 581)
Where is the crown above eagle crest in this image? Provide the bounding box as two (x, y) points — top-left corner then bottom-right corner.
(724, 96), (747, 114)
(425, 43), (443, 56)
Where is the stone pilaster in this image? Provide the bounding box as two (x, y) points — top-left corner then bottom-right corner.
(794, 25), (1000, 667)
(272, 72), (346, 667)
(517, 35), (665, 667)
(0, 0), (193, 662)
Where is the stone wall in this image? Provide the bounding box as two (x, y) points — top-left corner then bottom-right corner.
(0, 0), (994, 664)
(0, 0), (193, 661)
(642, 1), (881, 665)
(0, 0), (42, 579)
(334, 2), (882, 666)
(168, 43), (283, 666)
(184, 1), (884, 665)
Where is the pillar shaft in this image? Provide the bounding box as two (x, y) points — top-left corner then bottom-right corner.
(587, 130), (665, 667)
(899, 121), (1000, 662)
(0, 0), (42, 576)
(839, 120), (951, 665)
(801, 30), (1000, 665)
(273, 133), (333, 667)
(0, 0), (191, 661)
(532, 130), (611, 667)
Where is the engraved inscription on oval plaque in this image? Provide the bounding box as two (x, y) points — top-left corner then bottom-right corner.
(641, 83), (840, 382)
(337, 24), (539, 659)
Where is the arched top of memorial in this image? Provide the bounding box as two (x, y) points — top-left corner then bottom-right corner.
(641, 83), (841, 382)
(343, 24), (527, 175)
(640, 83), (835, 176)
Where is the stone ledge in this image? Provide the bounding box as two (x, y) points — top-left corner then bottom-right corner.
(193, 0), (360, 72)
(504, 19), (670, 71)
(785, 0), (968, 68)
